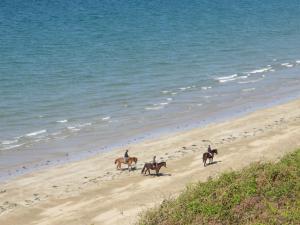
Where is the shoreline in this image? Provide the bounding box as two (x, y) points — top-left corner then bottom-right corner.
(2, 62), (300, 178)
(1, 98), (300, 224)
(1, 91), (300, 183)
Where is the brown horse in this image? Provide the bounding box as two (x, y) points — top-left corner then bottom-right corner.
(203, 149), (218, 167)
(141, 161), (166, 176)
(115, 157), (138, 171)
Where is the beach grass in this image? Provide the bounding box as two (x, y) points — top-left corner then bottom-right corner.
(138, 150), (300, 225)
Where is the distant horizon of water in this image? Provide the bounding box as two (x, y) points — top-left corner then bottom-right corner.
(1, 0), (300, 179)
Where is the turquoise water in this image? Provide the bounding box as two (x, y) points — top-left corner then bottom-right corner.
(1, 0), (300, 175)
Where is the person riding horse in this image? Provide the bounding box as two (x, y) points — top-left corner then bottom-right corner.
(152, 156), (157, 168)
(208, 145), (213, 157)
(124, 149), (129, 163)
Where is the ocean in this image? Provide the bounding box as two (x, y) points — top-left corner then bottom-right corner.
(1, 0), (300, 178)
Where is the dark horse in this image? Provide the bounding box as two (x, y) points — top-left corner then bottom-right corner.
(141, 162), (167, 176)
(203, 149), (218, 167)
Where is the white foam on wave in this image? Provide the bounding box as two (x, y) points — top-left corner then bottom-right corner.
(171, 92), (177, 95)
(201, 86), (212, 90)
(248, 67), (271, 74)
(281, 63), (293, 68)
(166, 98), (173, 101)
(67, 123), (92, 132)
(152, 102), (169, 106)
(25, 130), (47, 137)
(218, 78), (237, 83)
(242, 88), (256, 92)
(145, 106), (164, 111)
(179, 86), (192, 91)
(296, 60), (300, 64)
(56, 119), (68, 123)
(102, 116), (111, 121)
(197, 103), (203, 106)
(2, 144), (24, 151)
(217, 74), (237, 80)
(67, 126), (80, 132)
(161, 90), (170, 94)
(216, 74), (239, 83)
(1, 139), (18, 145)
(159, 102), (169, 106)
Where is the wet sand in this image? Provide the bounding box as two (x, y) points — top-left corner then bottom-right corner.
(1, 99), (300, 225)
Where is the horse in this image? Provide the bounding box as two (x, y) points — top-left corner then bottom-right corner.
(114, 157), (138, 171)
(141, 161), (167, 176)
(202, 149), (218, 167)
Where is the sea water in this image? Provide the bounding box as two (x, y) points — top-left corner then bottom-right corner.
(1, 0), (300, 178)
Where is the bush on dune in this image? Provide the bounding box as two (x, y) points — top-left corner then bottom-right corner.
(138, 150), (300, 225)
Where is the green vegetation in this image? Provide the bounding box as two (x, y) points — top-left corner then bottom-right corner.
(138, 150), (300, 225)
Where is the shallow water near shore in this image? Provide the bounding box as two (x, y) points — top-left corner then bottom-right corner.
(1, 0), (300, 180)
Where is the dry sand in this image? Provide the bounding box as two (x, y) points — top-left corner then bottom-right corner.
(1, 99), (300, 225)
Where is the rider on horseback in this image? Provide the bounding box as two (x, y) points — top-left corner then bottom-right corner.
(124, 149), (129, 163)
(152, 156), (157, 168)
(208, 145), (213, 157)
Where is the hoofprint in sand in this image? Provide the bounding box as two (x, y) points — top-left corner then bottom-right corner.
(1, 99), (300, 225)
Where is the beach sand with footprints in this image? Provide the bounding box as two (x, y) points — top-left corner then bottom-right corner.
(1, 99), (300, 225)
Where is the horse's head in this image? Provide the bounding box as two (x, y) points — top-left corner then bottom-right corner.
(133, 157), (138, 163)
(213, 149), (218, 154)
(162, 161), (167, 168)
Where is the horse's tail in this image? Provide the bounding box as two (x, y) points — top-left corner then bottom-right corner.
(141, 164), (146, 174)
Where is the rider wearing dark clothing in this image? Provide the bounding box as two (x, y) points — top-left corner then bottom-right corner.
(124, 150), (129, 163)
(208, 145), (213, 157)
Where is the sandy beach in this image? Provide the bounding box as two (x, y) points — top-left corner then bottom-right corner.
(1, 99), (300, 225)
